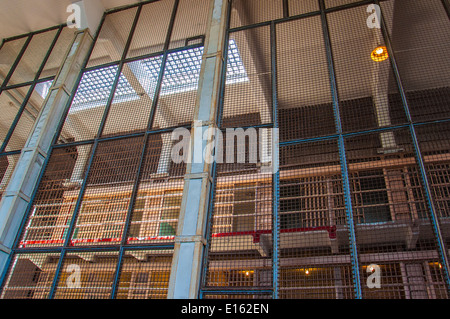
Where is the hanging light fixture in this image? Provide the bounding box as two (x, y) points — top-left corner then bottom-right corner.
(371, 45), (389, 62)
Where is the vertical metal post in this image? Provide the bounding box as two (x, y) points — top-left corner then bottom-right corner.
(376, 0), (450, 291)
(167, 0), (227, 299)
(270, 21), (280, 299)
(318, 0), (363, 299)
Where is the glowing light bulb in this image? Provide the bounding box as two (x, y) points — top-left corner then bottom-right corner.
(305, 270), (310, 275)
(375, 47), (384, 55)
(371, 45), (389, 62)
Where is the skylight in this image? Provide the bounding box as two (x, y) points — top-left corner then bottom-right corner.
(69, 40), (248, 112)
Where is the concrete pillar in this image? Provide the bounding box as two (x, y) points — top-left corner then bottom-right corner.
(167, 0), (227, 299)
(0, 30), (93, 276)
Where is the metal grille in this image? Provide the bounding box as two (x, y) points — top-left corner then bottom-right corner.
(200, 0), (450, 300)
(0, 37), (27, 87)
(126, 0), (175, 59)
(416, 122), (450, 249)
(127, 132), (186, 245)
(380, 0), (450, 123)
(1, 0), (210, 299)
(277, 16), (335, 142)
(327, 5), (408, 134)
(5, 82), (53, 151)
(1, 0), (450, 300)
(230, 0), (283, 29)
(57, 66), (120, 143)
(116, 249), (173, 299)
(168, 0), (209, 50)
(221, 26), (272, 128)
(279, 141), (353, 299)
(87, 7), (139, 68)
(19, 144), (92, 248)
(0, 153), (21, 200)
(54, 252), (119, 299)
(345, 128), (448, 298)
(7, 30), (58, 86)
(0, 26), (72, 160)
(0, 253), (60, 299)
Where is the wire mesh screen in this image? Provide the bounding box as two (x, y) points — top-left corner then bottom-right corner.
(19, 144), (92, 248)
(126, 0), (175, 59)
(168, 0), (209, 50)
(54, 252), (119, 299)
(345, 128), (448, 298)
(87, 7), (139, 68)
(200, 0), (450, 300)
(381, 0), (450, 123)
(279, 140), (354, 299)
(277, 16), (335, 142)
(230, 0), (283, 29)
(415, 122), (450, 250)
(0, 85), (32, 150)
(0, 37), (27, 87)
(204, 130), (273, 290)
(7, 30), (58, 86)
(57, 65), (120, 144)
(5, 81), (53, 151)
(0, 0), (207, 299)
(221, 26), (272, 128)
(39, 27), (77, 79)
(102, 56), (164, 136)
(0, 253), (60, 299)
(288, 0), (319, 16)
(116, 249), (173, 299)
(70, 136), (145, 246)
(151, 48), (202, 129)
(325, 0), (360, 9)
(327, 5), (407, 134)
(127, 132), (186, 244)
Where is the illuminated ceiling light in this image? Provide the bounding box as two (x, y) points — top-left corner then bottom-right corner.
(305, 270), (310, 275)
(371, 45), (389, 62)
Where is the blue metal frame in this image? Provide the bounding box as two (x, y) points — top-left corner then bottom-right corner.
(375, 0), (450, 292)
(318, 0), (363, 299)
(2, 0), (450, 300)
(0, 25), (64, 154)
(270, 21), (280, 300)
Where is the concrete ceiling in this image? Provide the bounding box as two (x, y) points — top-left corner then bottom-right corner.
(0, 0), (143, 41)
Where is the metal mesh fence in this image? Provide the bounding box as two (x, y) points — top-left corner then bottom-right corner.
(0, 0), (210, 300)
(87, 7), (139, 68)
(1, 0), (450, 300)
(0, 252), (60, 299)
(380, 0), (450, 123)
(116, 249), (173, 299)
(0, 26), (73, 157)
(7, 30), (59, 86)
(54, 251), (119, 299)
(200, 0), (450, 300)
